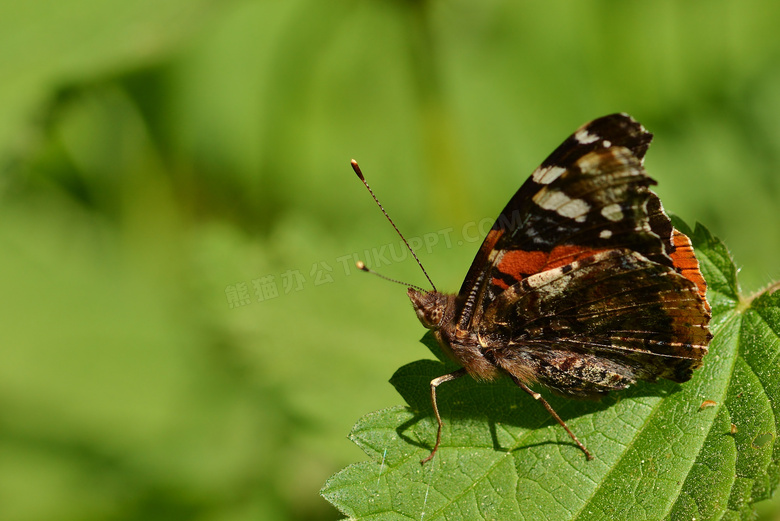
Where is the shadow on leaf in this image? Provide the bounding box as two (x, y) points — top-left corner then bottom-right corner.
(390, 336), (685, 457)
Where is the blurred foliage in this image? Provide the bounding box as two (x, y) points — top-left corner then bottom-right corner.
(1, 1), (779, 520)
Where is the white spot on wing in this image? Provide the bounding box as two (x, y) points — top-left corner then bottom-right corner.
(577, 148), (636, 176)
(533, 190), (591, 219)
(601, 203), (624, 222)
(574, 129), (600, 144)
(532, 165), (566, 184)
(523, 265), (574, 292)
(599, 229), (613, 239)
(559, 199), (590, 219)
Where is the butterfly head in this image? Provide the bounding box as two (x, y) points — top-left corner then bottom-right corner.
(408, 288), (451, 330)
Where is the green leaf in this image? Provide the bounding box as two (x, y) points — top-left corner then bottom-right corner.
(321, 222), (779, 520)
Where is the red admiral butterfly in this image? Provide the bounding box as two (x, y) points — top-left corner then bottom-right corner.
(353, 113), (711, 464)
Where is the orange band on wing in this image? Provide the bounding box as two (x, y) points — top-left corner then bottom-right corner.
(670, 229), (709, 307)
(492, 245), (610, 290)
(544, 244), (611, 270)
(497, 250), (548, 279)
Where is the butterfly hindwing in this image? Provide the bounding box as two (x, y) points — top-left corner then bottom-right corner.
(478, 249), (710, 396)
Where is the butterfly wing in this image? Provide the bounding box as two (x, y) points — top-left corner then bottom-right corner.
(458, 114), (703, 323)
(457, 113), (710, 393)
(478, 248), (711, 397)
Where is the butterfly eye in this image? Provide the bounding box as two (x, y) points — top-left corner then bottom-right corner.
(408, 288), (446, 329)
(427, 307), (443, 327)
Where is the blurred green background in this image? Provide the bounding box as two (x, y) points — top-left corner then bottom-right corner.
(1, 1), (779, 520)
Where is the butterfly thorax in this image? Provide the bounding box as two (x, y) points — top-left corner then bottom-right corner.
(408, 288), (502, 381)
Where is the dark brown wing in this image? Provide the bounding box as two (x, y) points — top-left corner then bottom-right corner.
(455, 114), (684, 332)
(477, 249), (711, 397)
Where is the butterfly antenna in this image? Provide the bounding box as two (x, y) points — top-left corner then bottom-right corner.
(355, 261), (429, 293)
(351, 159), (437, 292)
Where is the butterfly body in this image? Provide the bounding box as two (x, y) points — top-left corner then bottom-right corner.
(409, 288), (502, 381)
(404, 113), (711, 462)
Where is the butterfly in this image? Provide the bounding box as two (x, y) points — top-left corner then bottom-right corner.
(354, 113), (712, 463)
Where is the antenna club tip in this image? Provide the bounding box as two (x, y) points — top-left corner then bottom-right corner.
(350, 159), (365, 180)
(355, 260), (367, 271)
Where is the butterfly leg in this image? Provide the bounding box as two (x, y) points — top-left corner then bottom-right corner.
(421, 368), (467, 465)
(511, 377), (593, 461)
